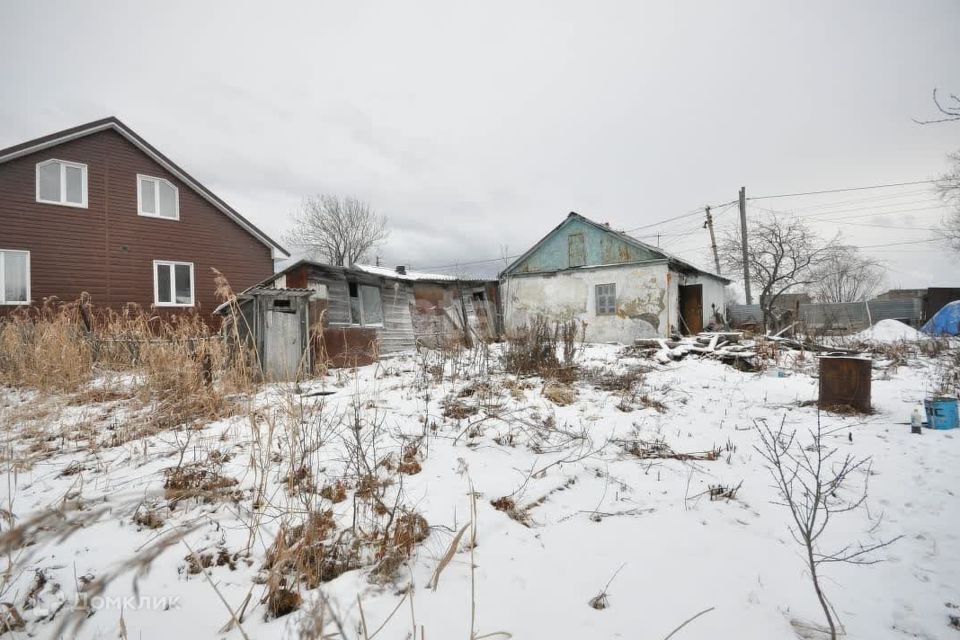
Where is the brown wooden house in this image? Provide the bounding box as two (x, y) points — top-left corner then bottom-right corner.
(0, 117), (287, 322)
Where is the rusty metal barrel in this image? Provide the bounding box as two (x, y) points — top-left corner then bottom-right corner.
(818, 356), (872, 413)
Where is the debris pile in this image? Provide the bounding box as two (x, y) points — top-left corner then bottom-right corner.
(628, 330), (860, 370)
(630, 332), (757, 366)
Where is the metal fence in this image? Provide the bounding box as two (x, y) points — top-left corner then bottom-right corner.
(728, 298), (923, 331)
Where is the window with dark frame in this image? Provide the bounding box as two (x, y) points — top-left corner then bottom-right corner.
(271, 298), (294, 312)
(595, 283), (616, 315)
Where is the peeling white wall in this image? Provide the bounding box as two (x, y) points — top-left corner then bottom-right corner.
(502, 263), (670, 342)
(504, 264), (728, 343)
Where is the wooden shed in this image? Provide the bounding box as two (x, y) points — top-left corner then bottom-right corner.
(217, 287), (316, 381)
(263, 260), (501, 367)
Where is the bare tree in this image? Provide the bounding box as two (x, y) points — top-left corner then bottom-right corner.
(284, 195), (389, 266)
(915, 90), (960, 252)
(755, 416), (901, 640)
(719, 214), (836, 330)
(809, 246), (885, 303)
(937, 151), (960, 253)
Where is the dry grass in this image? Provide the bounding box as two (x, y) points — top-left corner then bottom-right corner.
(0, 298), (93, 391)
(542, 381), (577, 406)
(0, 288), (261, 462)
(502, 317), (583, 382)
(443, 400), (479, 420)
(397, 442), (423, 475)
(490, 496), (530, 526)
(622, 437), (720, 461)
(583, 365), (648, 392)
(319, 480), (348, 503)
(132, 505), (166, 530)
(163, 458), (241, 504)
(373, 511), (429, 578)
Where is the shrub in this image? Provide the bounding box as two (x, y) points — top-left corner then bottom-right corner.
(502, 317), (582, 381)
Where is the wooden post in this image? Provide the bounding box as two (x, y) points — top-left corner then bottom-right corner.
(738, 187), (753, 304)
(705, 205), (721, 275)
(456, 280), (474, 348)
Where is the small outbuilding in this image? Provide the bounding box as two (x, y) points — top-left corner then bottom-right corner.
(216, 287), (316, 381)
(264, 260), (501, 366)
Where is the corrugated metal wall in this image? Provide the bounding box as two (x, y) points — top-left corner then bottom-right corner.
(380, 282), (416, 353)
(728, 299), (923, 330)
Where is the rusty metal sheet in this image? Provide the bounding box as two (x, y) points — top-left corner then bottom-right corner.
(818, 356), (872, 412)
(321, 326), (378, 368)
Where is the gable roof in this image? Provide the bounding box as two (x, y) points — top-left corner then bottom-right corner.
(500, 211), (730, 282)
(0, 117), (289, 258)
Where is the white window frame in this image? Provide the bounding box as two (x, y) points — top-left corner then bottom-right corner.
(137, 174), (180, 220)
(35, 159), (88, 208)
(0, 249), (31, 306)
(152, 260), (195, 307)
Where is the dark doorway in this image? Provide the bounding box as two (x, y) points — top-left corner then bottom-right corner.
(678, 284), (703, 335)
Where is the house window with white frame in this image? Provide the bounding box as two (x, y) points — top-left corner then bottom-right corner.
(36, 159), (87, 207)
(153, 260), (194, 306)
(595, 283), (616, 315)
(348, 281), (383, 326)
(0, 249), (31, 305)
(138, 175), (179, 220)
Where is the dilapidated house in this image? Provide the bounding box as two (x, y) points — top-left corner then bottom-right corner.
(265, 260), (499, 366)
(501, 212), (730, 342)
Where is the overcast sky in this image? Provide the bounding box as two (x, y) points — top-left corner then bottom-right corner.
(2, 1), (958, 291)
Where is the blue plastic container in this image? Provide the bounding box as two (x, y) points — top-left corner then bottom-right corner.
(924, 397), (959, 430)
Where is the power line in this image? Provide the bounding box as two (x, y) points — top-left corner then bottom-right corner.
(800, 201), (945, 219)
(755, 188), (937, 214)
(621, 207), (706, 232)
(815, 208), (946, 222)
(754, 203), (947, 222)
(853, 237), (945, 250)
(816, 220), (943, 231)
(418, 254), (521, 271)
(746, 179), (937, 201)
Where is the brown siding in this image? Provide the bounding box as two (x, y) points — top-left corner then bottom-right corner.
(0, 130), (274, 323)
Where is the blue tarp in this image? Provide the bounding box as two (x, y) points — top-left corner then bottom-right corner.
(922, 300), (960, 336)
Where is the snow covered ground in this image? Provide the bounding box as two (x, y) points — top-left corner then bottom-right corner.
(1, 342), (958, 639)
(853, 319), (928, 344)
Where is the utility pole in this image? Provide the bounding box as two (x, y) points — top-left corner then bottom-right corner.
(738, 186), (752, 304)
(704, 205), (721, 275)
